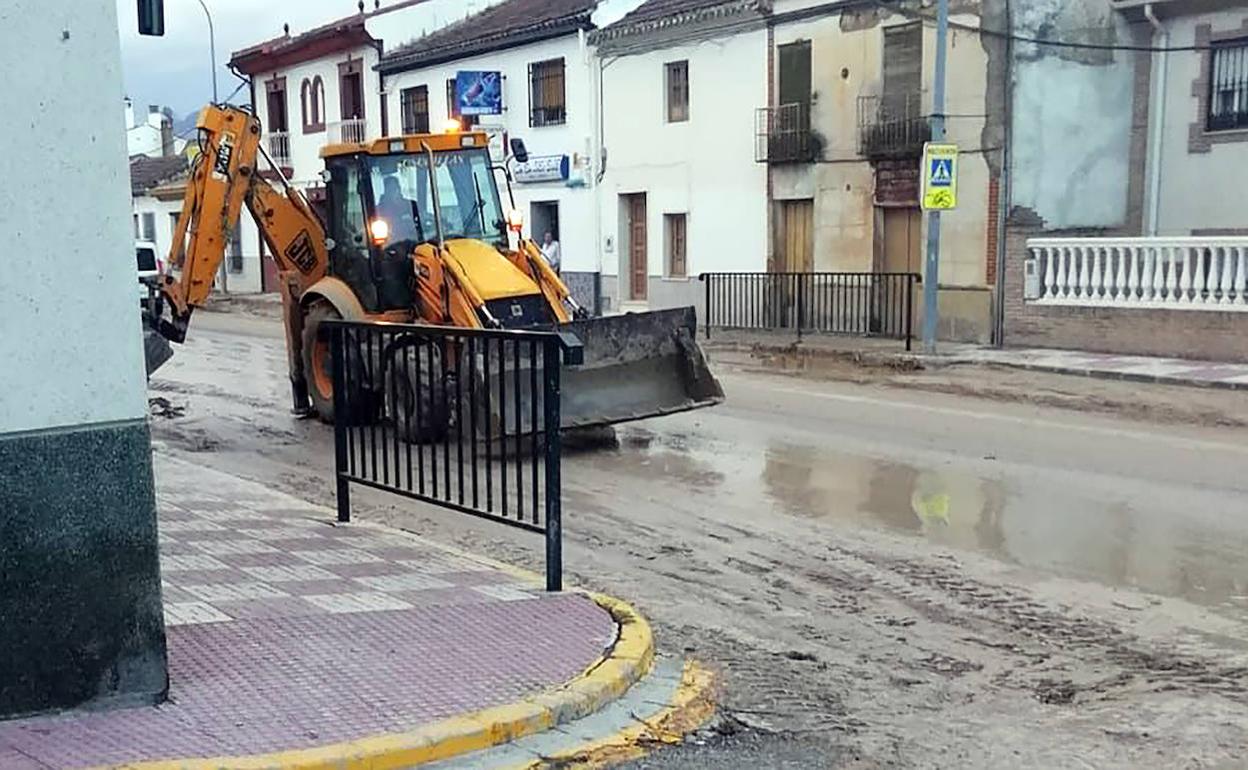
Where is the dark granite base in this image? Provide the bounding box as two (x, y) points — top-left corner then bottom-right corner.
(0, 419), (167, 719)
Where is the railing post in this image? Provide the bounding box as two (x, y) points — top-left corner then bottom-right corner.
(542, 338), (563, 592)
(905, 275), (915, 352)
(796, 273), (805, 342)
(701, 273), (711, 339)
(331, 324), (351, 523)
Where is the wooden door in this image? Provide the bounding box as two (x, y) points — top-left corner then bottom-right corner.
(775, 199), (813, 273)
(882, 207), (921, 274)
(627, 194), (647, 301)
(772, 199), (813, 327)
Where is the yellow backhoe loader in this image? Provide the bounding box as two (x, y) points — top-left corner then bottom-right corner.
(144, 105), (722, 435)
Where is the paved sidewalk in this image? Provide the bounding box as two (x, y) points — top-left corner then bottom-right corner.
(936, 346), (1248, 390)
(0, 454), (616, 769)
(705, 331), (1248, 390)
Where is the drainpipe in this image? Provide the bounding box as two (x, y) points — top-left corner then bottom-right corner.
(1144, 3), (1167, 236)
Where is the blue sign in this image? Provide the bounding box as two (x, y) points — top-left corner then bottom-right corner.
(928, 158), (953, 187)
(456, 71), (502, 116)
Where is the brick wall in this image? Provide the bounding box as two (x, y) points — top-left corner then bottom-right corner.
(1001, 225), (1248, 362)
(985, 174), (999, 287)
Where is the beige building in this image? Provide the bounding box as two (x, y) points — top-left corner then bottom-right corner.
(762, 0), (1003, 343)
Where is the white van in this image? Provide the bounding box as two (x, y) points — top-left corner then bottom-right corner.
(136, 240), (162, 304)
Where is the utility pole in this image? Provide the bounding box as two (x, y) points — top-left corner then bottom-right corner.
(922, 0), (949, 354)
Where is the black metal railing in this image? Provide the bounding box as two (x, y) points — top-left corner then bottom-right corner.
(857, 93), (931, 158)
(699, 272), (921, 350)
(755, 103), (819, 163)
(328, 320), (583, 591)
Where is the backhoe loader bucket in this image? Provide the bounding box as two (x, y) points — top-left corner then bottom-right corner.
(142, 320), (173, 377)
(556, 306), (723, 430)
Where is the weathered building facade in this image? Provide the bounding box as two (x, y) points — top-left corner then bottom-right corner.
(1003, 0), (1248, 361)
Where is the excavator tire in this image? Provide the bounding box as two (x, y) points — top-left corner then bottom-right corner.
(302, 302), (377, 425)
(386, 339), (449, 444)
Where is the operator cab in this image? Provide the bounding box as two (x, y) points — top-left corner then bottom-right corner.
(321, 133), (513, 318)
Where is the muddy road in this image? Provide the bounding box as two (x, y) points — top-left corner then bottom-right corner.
(149, 311), (1248, 768)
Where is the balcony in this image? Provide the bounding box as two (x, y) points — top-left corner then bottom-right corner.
(857, 94), (930, 159)
(1026, 237), (1248, 311)
(329, 118), (367, 145)
(265, 131), (291, 168)
(755, 103), (820, 164)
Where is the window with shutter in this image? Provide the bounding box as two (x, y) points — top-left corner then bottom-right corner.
(665, 213), (687, 278)
(529, 58), (566, 127)
(882, 23), (922, 120)
(401, 85), (429, 134)
(666, 61), (689, 123)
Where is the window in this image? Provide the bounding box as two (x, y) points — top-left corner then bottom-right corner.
(401, 85), (430, 134)
(665, 213), (687, 278)
(1208, 39), (1248, 131)
(882, 23), (922, 120)
(265, 77), (288, 132)
(301, 76), (325, 133)
(666, 61), (689, 123)
(140, 212), (156, 242)
(529, 58), (566, 127)
(445, 79), (479, 127)
(133, 214), (140, 239)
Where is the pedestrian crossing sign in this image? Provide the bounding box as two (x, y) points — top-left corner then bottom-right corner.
(921, 143), (958, 210)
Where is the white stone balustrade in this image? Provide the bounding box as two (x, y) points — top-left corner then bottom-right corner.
(1027, 237), (1248, 311)
(328, 119), (367, 145)
(265, 131), (291, 167)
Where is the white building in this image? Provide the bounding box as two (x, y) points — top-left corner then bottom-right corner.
(124, 98), (183, 158)
(377, 0), (612, 310)
(1, 0), (166, 717)
(591, 0), (770, 313)
(129, 154), (266, 294)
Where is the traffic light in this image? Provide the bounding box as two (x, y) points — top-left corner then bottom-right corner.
(137, 0), (165, 36)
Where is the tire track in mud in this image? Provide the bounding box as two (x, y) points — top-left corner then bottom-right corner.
(808, 540), (1248, 705)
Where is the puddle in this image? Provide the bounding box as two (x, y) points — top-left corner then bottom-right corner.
(590, 425), (1248, 611)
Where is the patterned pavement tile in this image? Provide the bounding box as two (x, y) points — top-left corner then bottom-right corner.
(240, 564), (340, 583)
(164, 601), (232, 626)
(191, 539), (281, 556)
(161, 554), (231, 572)
(352, 573), (455, 593)
(303, 591), (414, 614)
(291, 548), (384, 566)
(182, 581), (289, 603)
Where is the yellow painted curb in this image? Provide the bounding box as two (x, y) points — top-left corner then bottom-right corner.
(103, 594), (654, 770)
(517, 660), (718, 770)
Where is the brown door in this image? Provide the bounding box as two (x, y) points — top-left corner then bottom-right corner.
(772, 199), (813, 327)
(626, 194), (647, 301)
(881, 207), (921, 274)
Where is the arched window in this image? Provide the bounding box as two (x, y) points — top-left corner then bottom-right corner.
(300, 78), (312, 132)
(312, 76), (326, 130)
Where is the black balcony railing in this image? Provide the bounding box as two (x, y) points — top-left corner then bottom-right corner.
(700, 272), (922, 350)
(756, 103), (819, 163)
(858, 94), (931, 158)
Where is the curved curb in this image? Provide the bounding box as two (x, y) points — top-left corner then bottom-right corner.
(518, 660), (718, 769)
(108, 594), (654, 770)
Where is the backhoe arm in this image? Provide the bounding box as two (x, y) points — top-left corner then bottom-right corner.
(152, 105), (327, 344)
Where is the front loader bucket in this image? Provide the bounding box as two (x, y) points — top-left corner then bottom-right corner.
(556, 307), (723, 430)
(143, 323), (174, 377)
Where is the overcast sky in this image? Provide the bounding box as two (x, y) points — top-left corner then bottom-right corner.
(117, 0), (357, 117)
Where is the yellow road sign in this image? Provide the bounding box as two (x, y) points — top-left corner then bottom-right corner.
(921, 143), (958, 211)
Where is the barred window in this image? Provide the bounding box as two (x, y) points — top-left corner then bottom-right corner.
(401, 85), (429, 134)
(529, 58), (566, 127)
(1208, 39), (1248, 132)
(665, 213), (687, 278)
(666, 61), (689, 123)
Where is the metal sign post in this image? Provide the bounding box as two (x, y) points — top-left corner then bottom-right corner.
(921, 0), (950, 355)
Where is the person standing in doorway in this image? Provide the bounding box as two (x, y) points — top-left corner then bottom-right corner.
(540, 230), (561, 274)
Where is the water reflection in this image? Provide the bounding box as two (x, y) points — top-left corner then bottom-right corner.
(594, 426), (1248, 610)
